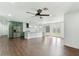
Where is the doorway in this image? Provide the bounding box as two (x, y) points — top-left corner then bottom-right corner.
(9, 21), (23, 39)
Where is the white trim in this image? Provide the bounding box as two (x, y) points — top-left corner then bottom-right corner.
(64, 42), (79, 49)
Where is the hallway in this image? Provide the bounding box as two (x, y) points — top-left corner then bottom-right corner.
(0, 36), (79, 56)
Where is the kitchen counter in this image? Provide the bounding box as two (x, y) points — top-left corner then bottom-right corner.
(24, 31), (43, 39)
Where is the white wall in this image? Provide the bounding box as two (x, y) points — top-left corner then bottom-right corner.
(0, 16), (9, 36)
(23, 22), (26, 32)
(60, 22), (64, 38)
(65, 11), (79, 49)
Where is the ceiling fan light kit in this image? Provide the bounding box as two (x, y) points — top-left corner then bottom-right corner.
(26, 8), (50, 19)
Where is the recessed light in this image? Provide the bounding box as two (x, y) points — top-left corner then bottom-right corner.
(8, 14), (12, 16)
(10, 2), (15, 4)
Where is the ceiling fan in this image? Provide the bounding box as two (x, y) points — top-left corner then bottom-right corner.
(26, 8), (50, 19)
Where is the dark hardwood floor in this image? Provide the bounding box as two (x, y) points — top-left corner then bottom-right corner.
(0, 36), (79, 56)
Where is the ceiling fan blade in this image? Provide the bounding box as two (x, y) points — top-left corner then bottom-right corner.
(40, 14), (50, 16)
(26, 12), (35, 15)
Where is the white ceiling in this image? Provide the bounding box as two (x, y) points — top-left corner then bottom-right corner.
(0, 2), (79, 23)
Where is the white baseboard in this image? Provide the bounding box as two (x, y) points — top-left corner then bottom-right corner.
(64, 42), (79, 49)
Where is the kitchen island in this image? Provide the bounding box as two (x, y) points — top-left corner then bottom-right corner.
(24, 31), (43, 39)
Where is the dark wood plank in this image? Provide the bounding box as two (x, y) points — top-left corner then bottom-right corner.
(0, 36), (79, 56)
